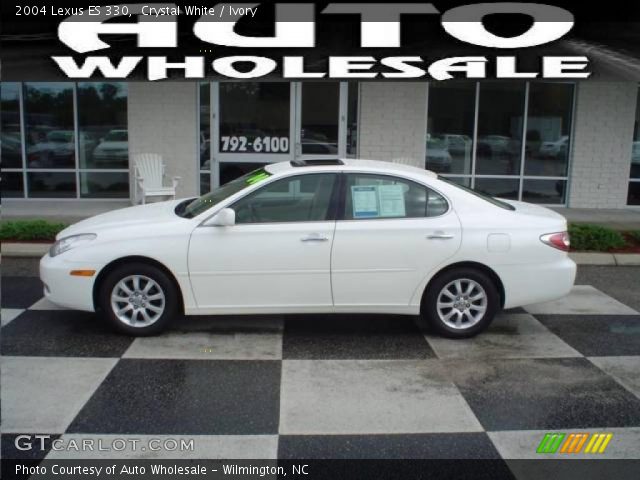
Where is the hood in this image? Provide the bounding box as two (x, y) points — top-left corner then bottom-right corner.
(58, 199), (186, 239)
(95, 141), (128, 151)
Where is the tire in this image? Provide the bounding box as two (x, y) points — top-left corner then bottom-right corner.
(98, 263), (178, 336)
(423, 268), (499, 339)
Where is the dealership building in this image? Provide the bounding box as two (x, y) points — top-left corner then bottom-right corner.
(1, 78), (639, 216)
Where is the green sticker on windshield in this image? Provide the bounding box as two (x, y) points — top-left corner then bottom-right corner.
(246, 171), (270, 185)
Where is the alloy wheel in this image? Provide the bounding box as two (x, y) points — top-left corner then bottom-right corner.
(436, 278), (487, 329)
(110, 275), (166, 327)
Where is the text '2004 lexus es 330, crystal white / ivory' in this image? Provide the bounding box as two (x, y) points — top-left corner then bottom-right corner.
(40, 159), (576, 338)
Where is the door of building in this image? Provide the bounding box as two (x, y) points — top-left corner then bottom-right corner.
(209, 82), (349, 188)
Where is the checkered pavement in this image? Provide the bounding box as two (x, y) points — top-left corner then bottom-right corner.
(2, 275), (640, 464)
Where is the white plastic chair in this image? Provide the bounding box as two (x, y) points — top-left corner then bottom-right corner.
(133, 153), (180, 204)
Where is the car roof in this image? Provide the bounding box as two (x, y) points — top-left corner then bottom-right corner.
(265, 158), (437, 179)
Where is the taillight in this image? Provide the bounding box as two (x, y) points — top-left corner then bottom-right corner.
(540, 231), (570, 252)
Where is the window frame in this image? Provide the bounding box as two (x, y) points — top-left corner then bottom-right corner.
(627, 86), (640, 207)
(336, 172), (450, 222)
(228, 171), (342, 225)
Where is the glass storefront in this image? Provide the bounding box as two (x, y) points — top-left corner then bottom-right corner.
(199, 82), (358, 192)
(200, 81), (573, 204)
(1, 82), (129, 199)
(628, 89), (640, 206)
(427, 81), (575, 205)
(2, 81), (635, 208)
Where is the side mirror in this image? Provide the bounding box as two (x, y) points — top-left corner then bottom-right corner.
(207, 208), (235, 227)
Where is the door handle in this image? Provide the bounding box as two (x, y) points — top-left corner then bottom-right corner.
(427, 232), (454, 240)
(301, 234), (329, 242)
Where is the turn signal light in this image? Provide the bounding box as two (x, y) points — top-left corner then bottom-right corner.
(70, 270), (96, 277)
(540, 232), (570, 252)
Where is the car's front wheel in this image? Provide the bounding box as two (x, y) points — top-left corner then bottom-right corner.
(423, 268), (499, 338)
(98, 263), (178, 336)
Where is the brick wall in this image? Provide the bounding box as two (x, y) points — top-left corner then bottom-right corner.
(358, 82), (428, 168)
(127, 82), (199, 200)
(569, 82), (638, 208)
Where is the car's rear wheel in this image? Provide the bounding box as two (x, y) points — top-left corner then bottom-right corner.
(423, 268), (499, 338)
(99, 263), (178, 336)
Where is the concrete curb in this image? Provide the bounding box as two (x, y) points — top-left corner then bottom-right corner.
(614, 253), (640, 266)
(2, 243), (51, 257)
(2, 242), (640, 265)
(569, 252), (616, 265)
(568, 252), (640, 266)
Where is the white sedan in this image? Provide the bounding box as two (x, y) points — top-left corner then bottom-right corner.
(40, 159), (576, 338)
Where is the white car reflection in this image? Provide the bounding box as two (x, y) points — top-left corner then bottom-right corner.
(426, 138), (452, 172)
(92, 130), (128, 165)
(539, 136), (569, 159)
(27, 131), (96, 168)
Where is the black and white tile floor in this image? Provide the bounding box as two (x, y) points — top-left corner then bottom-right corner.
(2, 276), (640, 463)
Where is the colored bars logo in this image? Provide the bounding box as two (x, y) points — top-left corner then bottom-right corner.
(537, 433), (613, 454)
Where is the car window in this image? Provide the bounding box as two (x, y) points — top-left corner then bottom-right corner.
(232, 173), (338, 224)
(343, 173), (448, 220)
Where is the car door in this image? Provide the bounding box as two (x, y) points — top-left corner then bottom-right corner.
(188, 172), (338, 311)
(331, 173), (461, 308)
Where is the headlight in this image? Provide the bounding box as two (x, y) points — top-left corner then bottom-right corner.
(49, 234), (97, 257)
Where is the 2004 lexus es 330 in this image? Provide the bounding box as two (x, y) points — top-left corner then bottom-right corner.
(40, 159), (576, 338)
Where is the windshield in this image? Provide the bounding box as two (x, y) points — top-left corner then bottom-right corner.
(47, 131), (72, 143)
(438, 176), (515, 211)
(178, 168), (272, 218)
(427, 138), (447, 149)
(104, 131), (127, 141)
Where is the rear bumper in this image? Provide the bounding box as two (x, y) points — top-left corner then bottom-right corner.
(39, 254), (102, 312)
(496, 257), (577, 309)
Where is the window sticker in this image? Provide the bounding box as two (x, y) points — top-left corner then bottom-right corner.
(351, 185), (379, 218)
(378, 184), (406, 217)
(245, 171), (270, 185)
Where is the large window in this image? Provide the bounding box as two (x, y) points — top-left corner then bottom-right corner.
(426, 82), (475, 176)
(300, 83), (340, 155)
(629, 89), (640, 206)
(77, 83), (129, 198)
(427, 82), (575, 205)
(1, 83), (24, 197)
(1, 82), (129, 199)
(476, 83), (525, 179)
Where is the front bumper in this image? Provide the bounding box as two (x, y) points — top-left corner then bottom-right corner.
(39, 253), (103, 312)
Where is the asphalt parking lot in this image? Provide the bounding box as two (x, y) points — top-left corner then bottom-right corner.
(1, 260), (639, 474)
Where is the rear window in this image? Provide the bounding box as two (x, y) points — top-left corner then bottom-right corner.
(438, 176), (515, 211)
